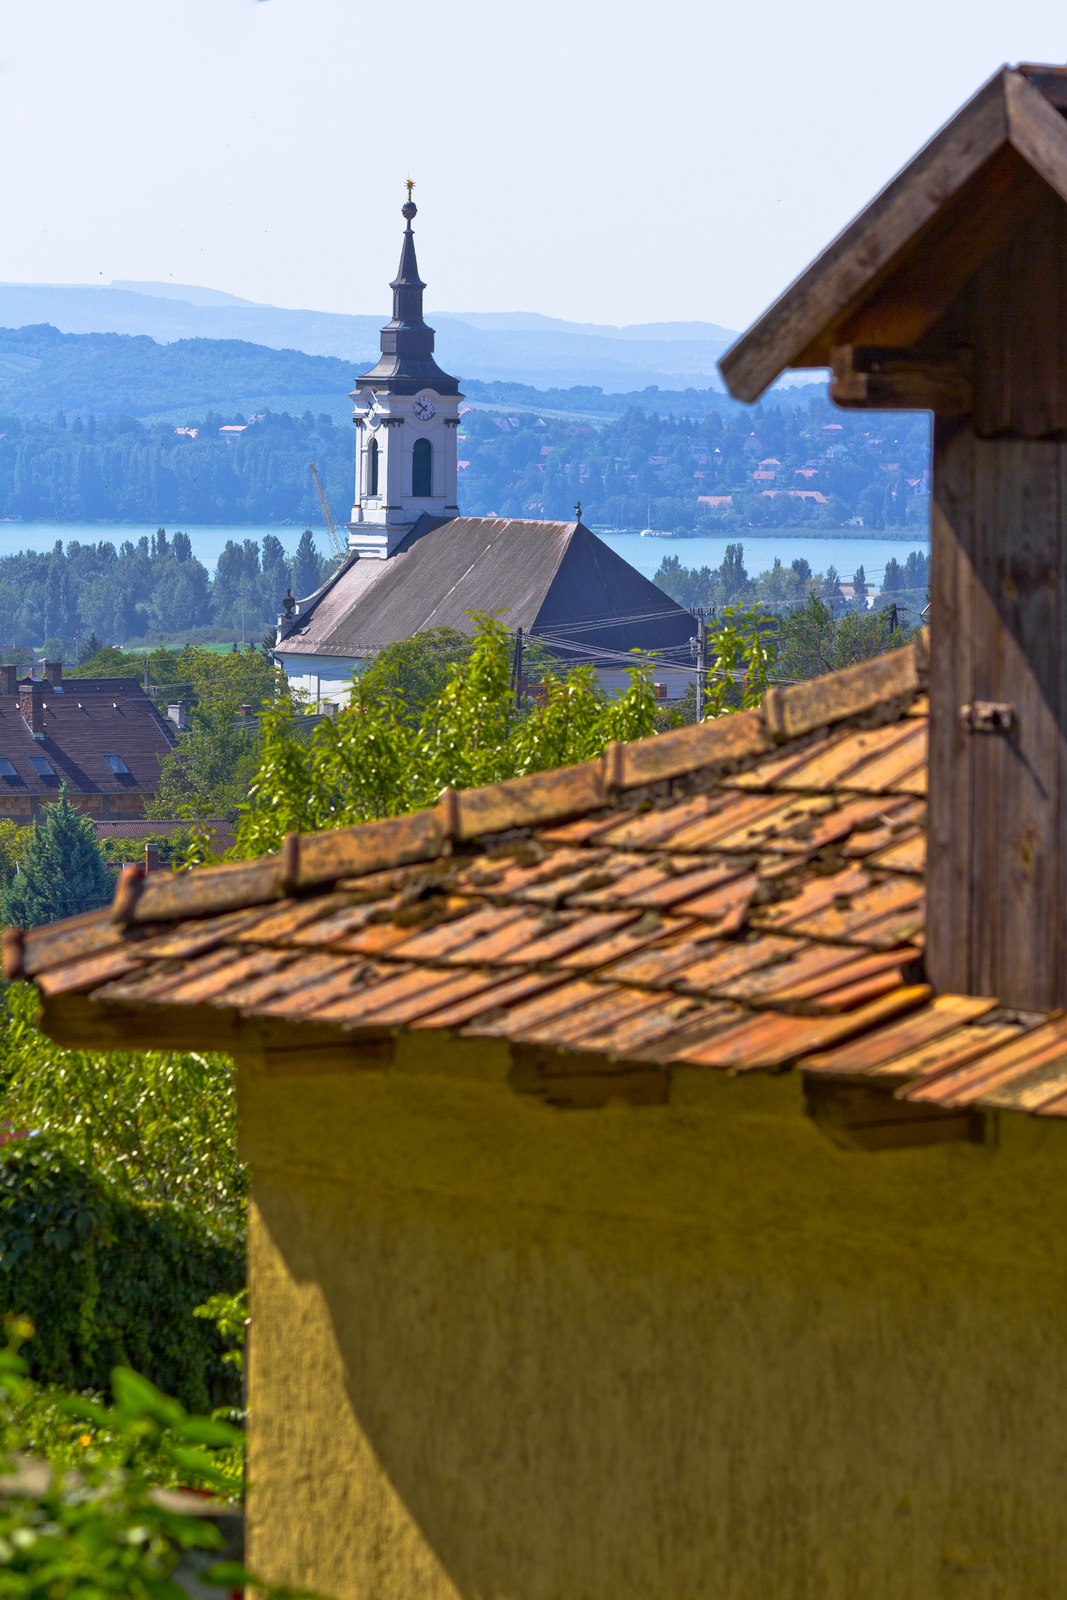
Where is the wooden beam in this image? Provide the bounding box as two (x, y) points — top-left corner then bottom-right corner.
(829, 345), (974, 416)
(719, 69), (1011, 400)
(825, 148), (1048, 356)
(38, 990), (397, 1071)
(802, 1073), (984, 1150)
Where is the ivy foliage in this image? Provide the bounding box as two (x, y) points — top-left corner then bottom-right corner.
(0, 986), (244, 1409)
(0, 1142), (241, 1412)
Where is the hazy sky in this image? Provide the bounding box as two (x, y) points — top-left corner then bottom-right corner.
(2, 0), (1066, 331)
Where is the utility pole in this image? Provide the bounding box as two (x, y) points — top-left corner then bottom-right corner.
(512, 626), (524, 710)
(694, 609), (708, 721)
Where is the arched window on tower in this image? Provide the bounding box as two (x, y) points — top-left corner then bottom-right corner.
(367, 437), (379, 497)
(412, 437), (433, 498)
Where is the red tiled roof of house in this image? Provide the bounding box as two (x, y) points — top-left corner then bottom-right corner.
(12, 636), (1067, 1134)
(0, 686), (176, 804)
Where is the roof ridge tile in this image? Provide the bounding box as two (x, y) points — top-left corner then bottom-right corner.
(762, 635), (925, 742)
(70, 636), (926, 933)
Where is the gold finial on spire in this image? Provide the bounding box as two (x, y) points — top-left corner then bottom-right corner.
(405, 178), (415, 202)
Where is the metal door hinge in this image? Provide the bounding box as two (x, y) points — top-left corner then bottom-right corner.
(960, 701), (1015, 734)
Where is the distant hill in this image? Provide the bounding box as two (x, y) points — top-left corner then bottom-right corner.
(0, 324), (804, 427)
(0, 323), (365, 423)
(0, 280), (739, 393)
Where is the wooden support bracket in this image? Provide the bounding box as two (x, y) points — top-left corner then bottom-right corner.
(830, 344), (974, 416)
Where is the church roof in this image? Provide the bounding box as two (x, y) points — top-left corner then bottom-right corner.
(719, 64), (1067, 401)
(276, 515), (696, 663)
(16, 634), (1067, 1139)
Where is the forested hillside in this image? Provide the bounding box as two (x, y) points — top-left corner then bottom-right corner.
(0, 322), (739, 423)
(0, 390), (930, 536)
(0, 322), (366, 420)
(0, 407), (352, 525)
(458, 395), (930, 532)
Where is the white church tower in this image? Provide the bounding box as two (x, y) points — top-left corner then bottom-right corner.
(348, 186), (463, 558)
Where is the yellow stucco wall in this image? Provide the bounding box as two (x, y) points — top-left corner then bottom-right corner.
(237, 1034), (1067, 1600)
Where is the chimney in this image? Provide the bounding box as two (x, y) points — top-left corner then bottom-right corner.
(43, 660), (62, 687)
(238, 704), (253, 717)
(167, 702), (187, 729)
(0, 665), (16, 695)
(144, 842), (159, 874)
(19, 683), (45, 738)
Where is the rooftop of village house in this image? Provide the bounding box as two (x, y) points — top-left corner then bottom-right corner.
(11, 632), (1067, 1143)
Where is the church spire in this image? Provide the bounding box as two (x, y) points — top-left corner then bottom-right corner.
(391, 186), (427, 328)
(354, 183), (459, 396)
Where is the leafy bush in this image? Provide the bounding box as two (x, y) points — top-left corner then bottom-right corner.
(0, 1321), (279, 1600)
(0, 986), (244, 1408)
(232, 612), (659, 856)
(0, 1143), (242, 1410)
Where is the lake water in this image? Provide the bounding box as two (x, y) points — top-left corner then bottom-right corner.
(598, 532), (929, 590)
(0, 520), (929, 591)
(0, 521), (334, 574)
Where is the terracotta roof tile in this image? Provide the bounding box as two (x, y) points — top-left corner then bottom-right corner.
(20, 632), (1067, 1127)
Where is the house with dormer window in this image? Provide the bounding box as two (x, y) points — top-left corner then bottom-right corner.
(0, 660), (176, 824)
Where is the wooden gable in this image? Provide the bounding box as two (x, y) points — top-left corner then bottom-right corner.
(720, 66), (1067, 413)
(720, 63), (1067, 1014)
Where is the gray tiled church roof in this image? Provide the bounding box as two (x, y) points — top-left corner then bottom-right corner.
(277, 516), (696, 663)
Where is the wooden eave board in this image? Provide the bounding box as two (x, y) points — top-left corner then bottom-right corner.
(718, 68), (1067, 401)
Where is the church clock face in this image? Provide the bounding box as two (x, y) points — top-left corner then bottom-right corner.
(412, 395), (436, 421)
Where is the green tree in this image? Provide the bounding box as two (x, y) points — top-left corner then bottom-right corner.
(882, 556), (904, 593)
(776, 592), (915, 681)
(718, 542), (750, 602)
(232, 613), (658, 858)
(148, 647), (288, 823)
(358, 626), (473, 725)
(1, 789), (113, 928)
(67, 644), (141, 679)
(291, 528), (325, 599)
(702, 603), (777, 717)
(855, 483), (886, 529)
(0, 820), (30, 900)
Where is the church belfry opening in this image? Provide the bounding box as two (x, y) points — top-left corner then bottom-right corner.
(412, 438), (432, 497)
(348, 187), (463, 557)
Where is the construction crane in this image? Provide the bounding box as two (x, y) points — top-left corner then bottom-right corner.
(309, 461), (348, 560)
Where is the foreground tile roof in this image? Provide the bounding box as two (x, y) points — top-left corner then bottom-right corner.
(9, 632), (1066, 1138)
